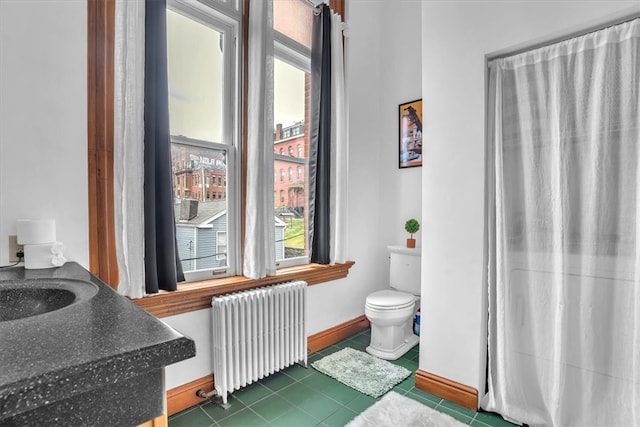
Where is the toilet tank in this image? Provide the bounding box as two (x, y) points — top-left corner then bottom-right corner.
(388, 245), (421, 295)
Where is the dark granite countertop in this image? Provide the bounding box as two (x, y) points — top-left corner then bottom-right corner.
(0, 262), (196, 421)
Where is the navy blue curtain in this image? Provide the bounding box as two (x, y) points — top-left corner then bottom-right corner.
(310, 4), (332, 264)
(144, 0), (184, 293)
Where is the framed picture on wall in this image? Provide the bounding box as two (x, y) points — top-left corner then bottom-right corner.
(399, 99), (423, 168)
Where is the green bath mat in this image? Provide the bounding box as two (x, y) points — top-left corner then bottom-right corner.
(311, 347), (411, 398)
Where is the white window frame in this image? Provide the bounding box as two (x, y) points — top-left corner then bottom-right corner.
(273, 31), (311, 268)
(168, 0), (241, 282)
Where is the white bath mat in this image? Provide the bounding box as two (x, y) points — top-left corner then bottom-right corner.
(310, 347), (411, 398)
(346, 391), (467, 427)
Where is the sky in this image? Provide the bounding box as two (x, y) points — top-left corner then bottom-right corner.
(167, 9), (305, 144)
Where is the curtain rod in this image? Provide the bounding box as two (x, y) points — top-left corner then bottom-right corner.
(487, 7), (639, 61)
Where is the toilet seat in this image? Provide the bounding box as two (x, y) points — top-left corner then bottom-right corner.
(366, 290), (415, 310)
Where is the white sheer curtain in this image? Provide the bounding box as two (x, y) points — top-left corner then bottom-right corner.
(114, 0), (146, 298)
(243, 0), (276, 279)
(483, 18), (640, 426)
(329, 10), (347, 264)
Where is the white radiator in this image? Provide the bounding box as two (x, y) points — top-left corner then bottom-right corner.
(211, 281), (307, 403)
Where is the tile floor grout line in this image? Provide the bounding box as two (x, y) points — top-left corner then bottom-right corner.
(242, 404), (274, 426)
(279, 397), (326, 425)
(435, 402), (481, 425)
(196, 404), (220, 426)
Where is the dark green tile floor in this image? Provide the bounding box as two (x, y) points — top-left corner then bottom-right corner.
(169, 329), (515, 427)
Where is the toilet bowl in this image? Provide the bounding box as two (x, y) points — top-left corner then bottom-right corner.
(365, 290), (419, 360)
(365, 246), (421, 360)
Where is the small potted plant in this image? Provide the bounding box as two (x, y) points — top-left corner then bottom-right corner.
(405, 218), (420, 248)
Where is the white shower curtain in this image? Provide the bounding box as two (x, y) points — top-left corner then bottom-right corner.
(483, 18), (640, 427)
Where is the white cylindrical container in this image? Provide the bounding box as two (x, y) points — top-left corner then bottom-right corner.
(16, 219), (56, 245)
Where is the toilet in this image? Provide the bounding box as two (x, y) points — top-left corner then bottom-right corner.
(365, 245), (421, 360)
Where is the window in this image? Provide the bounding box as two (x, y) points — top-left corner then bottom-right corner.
(216, 231), (227, 261)
(273, 3), (312, 267)
(88, 0), (351, 302)
(167, 0), (312, 276)
(166, 0), (239, 281)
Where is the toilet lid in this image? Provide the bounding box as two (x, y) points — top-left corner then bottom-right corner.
(366, 290), (415, 309)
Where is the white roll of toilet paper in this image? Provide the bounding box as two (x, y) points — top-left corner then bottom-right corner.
(17, 219), (56, 245)
(24, 242), (67, 269)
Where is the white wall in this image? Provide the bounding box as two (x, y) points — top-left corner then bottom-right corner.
(377, 0), (423, 248)
(165, 0), (423, 389)
(420, 0), (638, 400)
(0, 1), (88, 267)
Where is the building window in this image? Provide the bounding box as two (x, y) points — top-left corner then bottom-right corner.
(216, 231), (227, 261)
(297, 166), (302, 180)
(288, 167), (293, 181)
(297, 144), (302, 157)
(280, 168), (285, 181)
(288, 146), (294, 156)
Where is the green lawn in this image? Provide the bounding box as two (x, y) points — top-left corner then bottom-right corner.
(283, 218), (305, 250)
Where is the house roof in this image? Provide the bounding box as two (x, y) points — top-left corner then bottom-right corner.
(174, 199), (287, 229)
(174, 200), (226, 226)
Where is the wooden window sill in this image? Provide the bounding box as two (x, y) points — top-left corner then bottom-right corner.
(133, 261), (355, 318)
